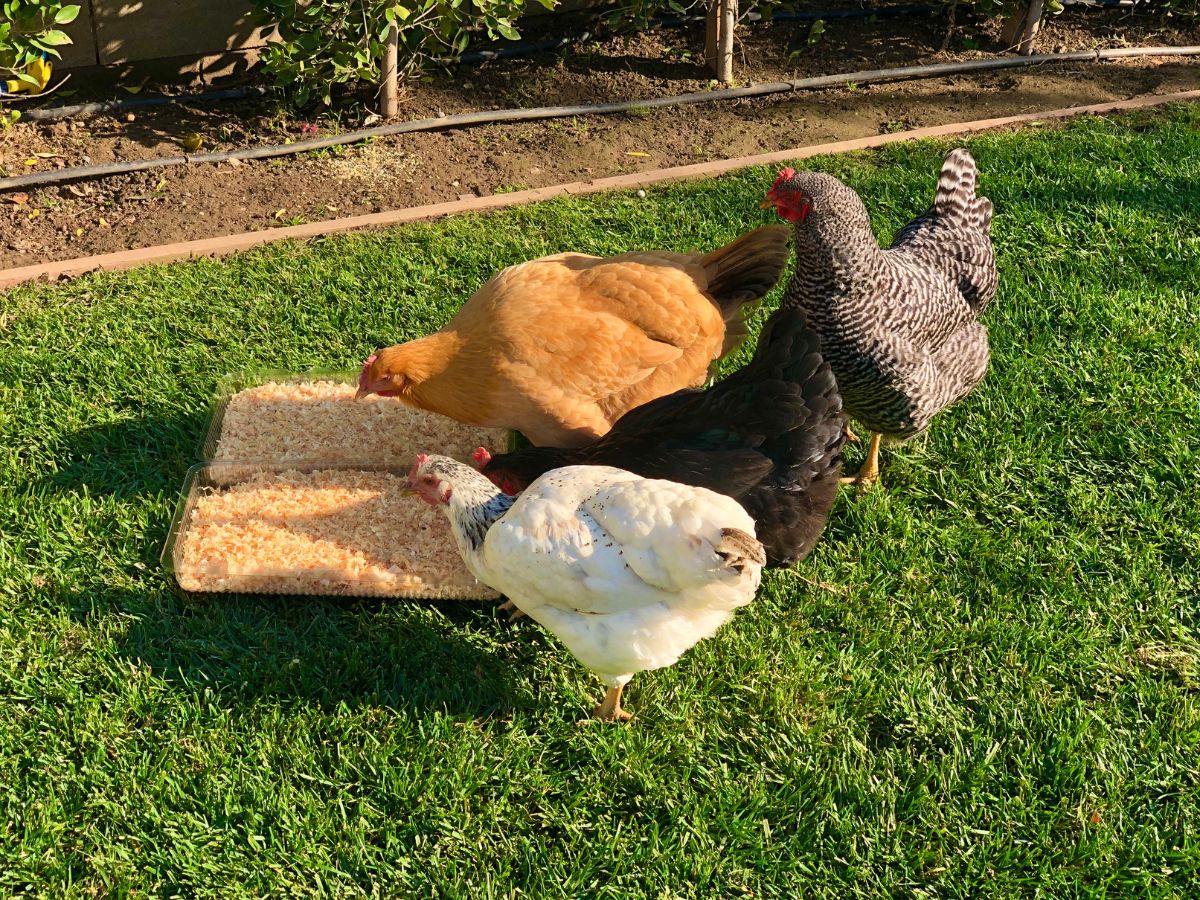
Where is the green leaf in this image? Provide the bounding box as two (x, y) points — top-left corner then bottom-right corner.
(494, 20), (519, 41)
(39, 30), (73, 47)
(54, 4), (81, 24)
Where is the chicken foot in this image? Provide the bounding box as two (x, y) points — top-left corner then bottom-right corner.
(498, 599), (526, 622)
(841, 432), (882, 492)
(590, 685), (633, 723)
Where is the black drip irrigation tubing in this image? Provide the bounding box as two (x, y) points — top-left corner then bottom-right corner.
(5, 45), (1199, 193)
(22, 86), (268, 123)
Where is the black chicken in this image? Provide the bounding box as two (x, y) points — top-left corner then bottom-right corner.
(475, 306), (847, 567)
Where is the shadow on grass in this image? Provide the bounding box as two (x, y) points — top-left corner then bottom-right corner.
(32, 405), (208, 500)
(64, 581), (532, 718)
(38, 404), (534, 719)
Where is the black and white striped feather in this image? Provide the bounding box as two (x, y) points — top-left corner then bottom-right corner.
(776, 148), (997, 440)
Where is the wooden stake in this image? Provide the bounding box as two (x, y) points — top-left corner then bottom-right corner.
(705, 3), (719, 73)
(380, 21), (400, 118)
(1000, 0), (1043, 55)
(1017, 0), (1044, 55)
(716, 0), (737, 84)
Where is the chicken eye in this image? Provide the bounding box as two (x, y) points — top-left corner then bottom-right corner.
(421, 475), (435, 485)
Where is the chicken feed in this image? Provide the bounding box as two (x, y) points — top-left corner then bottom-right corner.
(174, 468), (498, 599)
(172, 378), (509, 599)
(209, 378), (507, 466)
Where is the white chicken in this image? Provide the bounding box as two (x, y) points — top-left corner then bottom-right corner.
(406, 454), (765, 722)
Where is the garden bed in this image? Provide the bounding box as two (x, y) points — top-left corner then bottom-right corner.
(1, 6), (1198, 270)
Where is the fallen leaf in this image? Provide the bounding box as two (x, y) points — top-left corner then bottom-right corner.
(74, 227), (83, 236)
(98, 217), (109, 227)
(65, 184), (88, 198)
(121, 84), (144, 94)
(625, 151), (651, 157)
(1089, 811), (1102, 825)
(3, 193), (28, 205)
(24, 159), (37, 167)
(273, 208), (287, 220)
(27, 209), (40, 219)
(181, 133), (203, 152)
(33, 152), (63, 159)
(155, 178), (167, 191)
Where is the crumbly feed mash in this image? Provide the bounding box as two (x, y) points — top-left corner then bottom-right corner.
(210, 379), (509, 465)
(175, 468), (499, 599)
(172, 378), (511, 599)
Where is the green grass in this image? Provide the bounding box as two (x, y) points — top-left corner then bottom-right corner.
(2, 105), (1199, 897)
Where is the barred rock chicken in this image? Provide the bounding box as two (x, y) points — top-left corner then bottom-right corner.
(475, 306), (846, 568)
(357, 227), (791, 447)
(406, 454), (764, 722)
(762, 149), (997, 488)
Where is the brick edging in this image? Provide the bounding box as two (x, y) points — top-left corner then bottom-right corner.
(3, 88), (1198, 291)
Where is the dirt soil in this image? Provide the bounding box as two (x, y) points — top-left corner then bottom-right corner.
(1, 6), (1198, 271)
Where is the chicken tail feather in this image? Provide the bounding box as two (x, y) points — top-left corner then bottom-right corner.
(700, 225), (791, 356)
(969, 196), (994, 234)
(715, 527), (767, 574)
(933, 148), (983, 227)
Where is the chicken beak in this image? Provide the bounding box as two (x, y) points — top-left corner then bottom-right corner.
(355, 353), (378, 401)
(758, 197), (774, 209)
(355, 372), (392, 400)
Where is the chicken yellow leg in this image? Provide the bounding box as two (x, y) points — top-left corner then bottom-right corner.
(498, 599), (526, 622)
(841, 432), (882, 491)
(592, 685), (633, 723)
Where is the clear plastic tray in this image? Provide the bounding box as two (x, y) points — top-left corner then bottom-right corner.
(161, 461), (501, 600)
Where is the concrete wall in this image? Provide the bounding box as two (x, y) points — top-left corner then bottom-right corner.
(60, 0), (270, 73)
(58, 0), (606, 75)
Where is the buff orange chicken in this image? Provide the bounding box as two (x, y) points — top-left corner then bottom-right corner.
(357, 226), (791, 447)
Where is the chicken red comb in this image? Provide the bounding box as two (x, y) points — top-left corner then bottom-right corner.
(357, 353), (378, 392)
(768, 167), (797, 192)
(407, 453), (431, 484)
(471, 447), (492, 469)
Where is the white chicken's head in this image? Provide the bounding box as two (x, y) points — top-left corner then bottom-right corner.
(407, 454), (458, 507)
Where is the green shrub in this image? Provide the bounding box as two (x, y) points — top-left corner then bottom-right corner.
(248, 0), (555, 108)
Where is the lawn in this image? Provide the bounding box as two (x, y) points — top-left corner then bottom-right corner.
(1, 105), (1198, 898)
